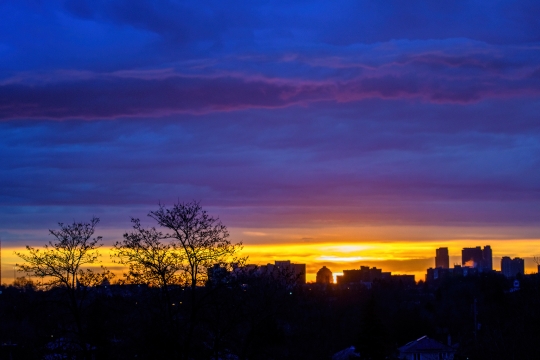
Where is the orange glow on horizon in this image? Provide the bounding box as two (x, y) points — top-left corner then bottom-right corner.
(241, 240), (540, 282)
(3, 237), (540, 285)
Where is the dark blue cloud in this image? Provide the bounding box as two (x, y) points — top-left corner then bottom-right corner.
(61, 0), (540, 47)
(2, 0), (540, 76)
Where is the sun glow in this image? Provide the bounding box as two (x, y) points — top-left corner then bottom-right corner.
(4, 235), (540, 285)
(317, 256), (366, 262)
(240, 238), (540, 282)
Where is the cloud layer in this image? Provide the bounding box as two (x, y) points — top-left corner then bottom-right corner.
(1, 0), (540, 244)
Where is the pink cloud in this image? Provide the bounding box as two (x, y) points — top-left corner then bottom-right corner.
(1, 65), (539, 120)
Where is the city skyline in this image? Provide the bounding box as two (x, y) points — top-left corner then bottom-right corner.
(2, 238), (537, 284)
(2, 1), (540, 284)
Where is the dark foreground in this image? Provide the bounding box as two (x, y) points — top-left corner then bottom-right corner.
(1, 272), (539, 360)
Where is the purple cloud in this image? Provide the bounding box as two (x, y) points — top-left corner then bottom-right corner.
(2, 60), (539, 119)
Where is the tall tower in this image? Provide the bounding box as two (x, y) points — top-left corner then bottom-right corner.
(462, 247), (483, 268)
(435, 247), (449, 268)
(462, 246), (493, 272)
(482, 245), (493, 271)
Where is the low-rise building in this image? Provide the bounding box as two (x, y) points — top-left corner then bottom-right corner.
(316, 266), (333, 284)
(398, 336), (456, 360)
(501, 257), (524, 278)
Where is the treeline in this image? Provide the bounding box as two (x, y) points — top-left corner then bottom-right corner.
(3, 270), (540, 359)
(2, 272), (540, 359)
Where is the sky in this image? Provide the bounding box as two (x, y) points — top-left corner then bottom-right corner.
(2, 0), (540, 282)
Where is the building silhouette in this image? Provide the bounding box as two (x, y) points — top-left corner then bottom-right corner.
(274, 260), (306, 284)
(337, 266), (387, 284)
(226, 260), (307, 285)
(255, 260), (306, 284)
(391, 274), (416, 286)
(435, 247), (449, 268)
(425, 264), (478, 282)
(462, 247), (482, 267)
(316, 266), (333, 284)
(336, 266), (414, 286)
(398, 336), (456, 360)
(462, 246), (492, 272)
(501, 257), (524, 278)
(482, 245), (493, 271)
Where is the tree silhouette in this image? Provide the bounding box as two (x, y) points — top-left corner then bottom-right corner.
(149, 201), (244, 290)
(112, 217), (187, 329)
(15, 217), (112, 336)
(112, 218), (187, 288)
(148, 201), (245, 359)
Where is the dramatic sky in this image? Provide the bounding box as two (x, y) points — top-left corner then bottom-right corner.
(2, 0), (540, 281)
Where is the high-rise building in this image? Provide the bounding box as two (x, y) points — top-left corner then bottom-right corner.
(435, 247), (449, 268)
(462, 247), (483, 267)
(462, 246), (492, 272)
(501, 257), (524, 278)
(482, 245), (493, 271)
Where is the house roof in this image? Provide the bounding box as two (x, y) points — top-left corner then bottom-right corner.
(332, 346), (360, 360)
(398, 336), (455, 353)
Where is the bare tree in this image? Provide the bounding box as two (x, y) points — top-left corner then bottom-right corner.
(148, 201), (244, 359)
(112, 217), (188, 323)
(149, 201), (244, 290)
(15, 217), (112, 335)
(112, 218), (187, 288)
